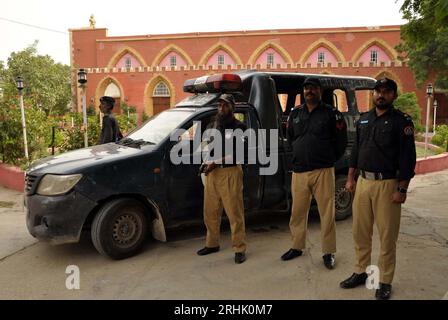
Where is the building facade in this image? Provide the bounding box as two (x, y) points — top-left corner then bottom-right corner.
(70, 24), (447, 125)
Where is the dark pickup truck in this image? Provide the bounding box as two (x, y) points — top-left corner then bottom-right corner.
(25, 71), (376, 259)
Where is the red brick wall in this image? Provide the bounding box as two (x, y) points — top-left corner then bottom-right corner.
(70, 25), (439, 124)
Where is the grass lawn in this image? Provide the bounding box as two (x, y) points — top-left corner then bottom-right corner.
(416, 145), (440, 158)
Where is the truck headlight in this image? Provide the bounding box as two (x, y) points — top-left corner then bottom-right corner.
(37, 174), (82, 196)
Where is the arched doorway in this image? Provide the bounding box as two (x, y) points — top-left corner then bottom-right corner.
(104, 82), (122, 114)
(152, 81), (171, 115)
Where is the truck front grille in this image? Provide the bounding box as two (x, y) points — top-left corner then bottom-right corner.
(25, 174), (38, 195)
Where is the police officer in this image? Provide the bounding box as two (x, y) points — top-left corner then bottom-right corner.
(340, 78), (416, 300)
(282, 77), (347, 269)
(98, 96), (122, 144)
(196, 94), (248, 264)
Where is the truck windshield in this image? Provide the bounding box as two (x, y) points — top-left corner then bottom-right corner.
(126, 109), (194, 145)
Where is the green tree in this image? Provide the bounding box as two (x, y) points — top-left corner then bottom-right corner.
(0, 41), (71, 116)
(397, 0), (448, 89)
(394, 92), (424, 132)
(0, 42), (72, 167)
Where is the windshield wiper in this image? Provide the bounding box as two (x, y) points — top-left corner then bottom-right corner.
(117, 138), (155, 148)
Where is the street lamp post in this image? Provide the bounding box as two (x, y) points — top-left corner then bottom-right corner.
(77, 69), (88, 148)
(433, 99), (438, 135)
(16, 77), (29, 161)
(424, 83), (433, 158)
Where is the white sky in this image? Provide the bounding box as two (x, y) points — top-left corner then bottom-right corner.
(0, 0), (406, 66)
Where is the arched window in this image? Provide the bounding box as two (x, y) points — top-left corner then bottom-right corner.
(254, 48), (286, 66)
(267, 53), (274, 65)
(114, 53), (141, 69)
(125, 57), (132, 68)
(217, 54), (225, 65)
(318, 51), (325, 64)
(170, 55), (177, 67)
(357, 45), (391, 64)
(370, 50), (378, 64)
(153, 82), (170, 97)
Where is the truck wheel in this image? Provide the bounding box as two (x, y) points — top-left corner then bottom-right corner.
(91, 198), (148, 260)
(335, 175), (353, 221)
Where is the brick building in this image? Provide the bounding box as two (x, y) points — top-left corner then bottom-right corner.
(69, 24), (447, 126)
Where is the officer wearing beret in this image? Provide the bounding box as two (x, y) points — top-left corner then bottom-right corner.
(340, 78), (417, 300)
(98, 96), (123, 144)
(282, 77), (348, 269)
(197, 94), (248, 264)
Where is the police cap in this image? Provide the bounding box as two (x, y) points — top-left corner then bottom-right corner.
(374, 78), (398, 94)
(303, 77), (322, 88)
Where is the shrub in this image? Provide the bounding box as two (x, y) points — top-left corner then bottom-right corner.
(431, 124), (448, 149)
(58, 112), (101, 152)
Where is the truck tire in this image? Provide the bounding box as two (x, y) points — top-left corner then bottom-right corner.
(91, 198), (148, 260)
(335, 175), (353, 221)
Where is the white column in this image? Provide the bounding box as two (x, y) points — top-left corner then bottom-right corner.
(81, 86), (88, 148)
(19, 92), (29, 160)
(424, 95), (431, 158)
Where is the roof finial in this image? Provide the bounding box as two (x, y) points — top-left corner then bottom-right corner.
(89, 15), (96, 29)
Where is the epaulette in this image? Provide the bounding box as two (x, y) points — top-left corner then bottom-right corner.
(393, 108), (413, 122)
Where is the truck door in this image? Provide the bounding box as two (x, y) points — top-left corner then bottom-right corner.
(332, 89), (359, 170)
(166, 112), (214, 219)
(236, 106), (263, 211)
(167, 108), (263, 219)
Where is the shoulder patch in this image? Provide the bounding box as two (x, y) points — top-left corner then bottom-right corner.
(404, 126), (414, 136)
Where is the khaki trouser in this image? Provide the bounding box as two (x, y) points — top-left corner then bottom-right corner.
(352, 176), (401, 284)
(290, 167), (336, 254)
(203, 165), (246, 253)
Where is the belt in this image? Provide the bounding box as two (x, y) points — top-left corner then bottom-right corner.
(359, 170), (396, 180)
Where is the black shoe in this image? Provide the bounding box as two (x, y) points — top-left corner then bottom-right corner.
(281, 248), (303, 261)
(375, 283), (392, 300)
(340, 273), (368, 289)
(323, 253), (335, 269)
(197, 246), (220, 256)
(235, 252), (246, 264)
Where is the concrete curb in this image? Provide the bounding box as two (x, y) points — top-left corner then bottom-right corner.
(415, 153), (448, 175)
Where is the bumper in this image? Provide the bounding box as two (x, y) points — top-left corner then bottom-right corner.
(25, 191), (97, 244)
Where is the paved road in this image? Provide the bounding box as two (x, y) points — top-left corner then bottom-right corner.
(0, 170), (447, 300)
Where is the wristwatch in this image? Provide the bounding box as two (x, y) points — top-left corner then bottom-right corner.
(397, 187), (407, 194)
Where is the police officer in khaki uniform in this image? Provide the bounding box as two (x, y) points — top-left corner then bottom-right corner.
(282, 77), (347, 269)
(340, 78), (416, 300)
(196, 94), (248, 264)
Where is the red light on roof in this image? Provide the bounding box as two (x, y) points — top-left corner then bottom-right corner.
(182, 73), (242, 93)
(207, 74), (242, 91)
